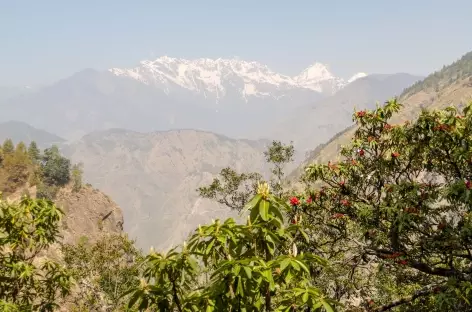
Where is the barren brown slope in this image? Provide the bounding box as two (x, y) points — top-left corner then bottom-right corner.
(289, 51), (472, 181)
(62, 129), (270, 251)
(6, 183), (124, 246)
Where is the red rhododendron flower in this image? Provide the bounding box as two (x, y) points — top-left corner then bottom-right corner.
(384, 123), (392, 130)
(356, 110), (366, 117)
(306, 197), (312, 204)
(391, 152), (400, 158)
(340, 199), (350, 207)
(398, 260), (408, 265)
(358, 149), (365, 156)
(466, 180), (472, 190)
(290, 197), (300, 206)
(332, 213), (345, 219)
(339, 181), (346, 187)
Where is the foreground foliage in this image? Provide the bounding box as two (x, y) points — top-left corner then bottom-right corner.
(0, 196), (72, 311)
(302, 100), (472, 310)
(62, 234), (143, 311)
(126, 182), (336, 311)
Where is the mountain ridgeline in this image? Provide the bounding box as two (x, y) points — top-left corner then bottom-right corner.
(0, 58), (366, 141)
(0, 53), (470, 252)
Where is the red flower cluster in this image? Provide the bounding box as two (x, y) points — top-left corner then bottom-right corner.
(358, 149), (365, 157)
(433, 124), (451, 132)
(356, 110), (367, 117)
(328, 161), (338, 170)
(306, 197), (312, 204)
(403, 207), (419, 214)
(466, 180), (472, 190)
(339, 180), (346, 187)
(385, 252), (403, 259)
(391, 152), (400, 158)
(383, 123), (393, 130)
(290, 197), (300, 206)
(397, 260), (408, 265)
(332, 213), (345, 219)
(340, 199), (350, 207)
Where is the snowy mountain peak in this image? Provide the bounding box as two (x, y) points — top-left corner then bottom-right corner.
(109, 57), (366, 100)
(347, 72), (368, 84)
(297, 63), (334, 80)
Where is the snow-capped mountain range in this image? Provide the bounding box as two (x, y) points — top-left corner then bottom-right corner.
(110, 56), (367, 100)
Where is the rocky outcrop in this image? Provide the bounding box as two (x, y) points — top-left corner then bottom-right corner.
(55, 185), (124, 245)
(6, 183), (124, 245)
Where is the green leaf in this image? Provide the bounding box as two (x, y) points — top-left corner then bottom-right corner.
(259, 200), (270, 221)
(243, 266), (252, 279)
(321, 299), (334, 312)
(291, 260), (300, 271)
(302, 292), (309, 303)
(243, 194), (262, 212)
(279, 258), (291, 271)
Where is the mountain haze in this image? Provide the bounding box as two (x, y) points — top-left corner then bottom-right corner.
(61, 128), (270, 250)
(0, 121), (65, 148)
(266, 73), (422, 162)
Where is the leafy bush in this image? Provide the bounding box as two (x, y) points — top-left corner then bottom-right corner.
(0, 196), (73, 310)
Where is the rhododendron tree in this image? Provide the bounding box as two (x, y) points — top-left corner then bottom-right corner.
(302, 100), (472, 311)
(126, 182), (336, 311)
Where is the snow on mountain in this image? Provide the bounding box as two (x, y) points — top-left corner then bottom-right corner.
(347, 72), (368, 84)
(109, 57), (366, 100)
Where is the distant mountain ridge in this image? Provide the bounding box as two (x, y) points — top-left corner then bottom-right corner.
(0, 121), (65, 148)
(110, 56), (367, 100)
(264, 73), (423, 163)
(61, 128), (271, 250)
(289, 51), (472, 181)
(0, 57), (365, 141)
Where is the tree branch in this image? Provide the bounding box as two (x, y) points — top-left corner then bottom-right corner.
(374, 285), (444, 311)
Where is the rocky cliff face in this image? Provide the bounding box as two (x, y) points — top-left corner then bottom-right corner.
(55, 185), (124, 245)
(6, 183), (124, 245)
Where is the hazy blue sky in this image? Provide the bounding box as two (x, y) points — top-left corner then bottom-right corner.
(1, 0), (471, 86)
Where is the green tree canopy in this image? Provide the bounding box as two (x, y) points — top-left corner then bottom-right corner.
(41, 145), (70, 187)
(27, 141), (41, 163)
(2, 139), (14, 154)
